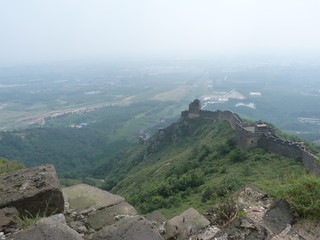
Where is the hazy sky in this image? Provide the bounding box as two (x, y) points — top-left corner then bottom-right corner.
(1, 0), (320, 65)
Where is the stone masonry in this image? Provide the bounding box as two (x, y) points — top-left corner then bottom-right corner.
(181, 99), (320, 176)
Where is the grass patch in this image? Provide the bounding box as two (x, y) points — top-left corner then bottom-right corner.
(19, 211), (42, 227)
(271, 173), (320, 219)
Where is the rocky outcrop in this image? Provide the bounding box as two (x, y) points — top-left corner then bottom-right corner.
(63, 184), (139, 238)
(2, 166), (319, 240)
(263, 200), (294, 235)
(0, 164), (64, 216)
(87, 202), (138, 231)
(214, 216), (271, 240)
(292, 220), (320, 240)
(203, 186), (309, 240)
(146, 212), (167, 235)
(8, 214), (84, 240)
(91, 216), (163, 240)
(63, 184), (124, 211)
(165, 208), (210, 240)
(146, 212), (167, 224)
(0, 208), (22, 234)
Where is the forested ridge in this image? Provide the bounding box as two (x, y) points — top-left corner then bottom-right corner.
(0, 100), (178, 181)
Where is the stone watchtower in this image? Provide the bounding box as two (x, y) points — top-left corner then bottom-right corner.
(188, 99), (201, 118)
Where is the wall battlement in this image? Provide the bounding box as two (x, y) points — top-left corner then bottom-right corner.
(181, 99), (320, 176)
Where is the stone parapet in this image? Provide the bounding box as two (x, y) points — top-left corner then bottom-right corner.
(181, 100), (320, 176)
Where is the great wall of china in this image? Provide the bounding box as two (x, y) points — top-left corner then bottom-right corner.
(181, 99), (320, 176)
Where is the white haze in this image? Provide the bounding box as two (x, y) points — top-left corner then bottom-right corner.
(1, 0), (320, 65)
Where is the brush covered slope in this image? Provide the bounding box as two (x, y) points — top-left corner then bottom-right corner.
(101, 117), (304, 218)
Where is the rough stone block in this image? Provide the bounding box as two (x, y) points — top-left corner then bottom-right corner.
(8, 215), (84, 240)
(63, 184), (124, 211)
(91, 216), (163, 240)
(0, 207), (22, 233)
(166, 208), (210, 240)
(0, 164), (64, 217)
(214, 216), (271, 240)
(87, 201), (138, 231)
(264, 200), (294, 235)
(146, 212), (166, 224)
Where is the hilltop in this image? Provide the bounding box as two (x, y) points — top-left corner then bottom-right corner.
(98, 100), (319, 217)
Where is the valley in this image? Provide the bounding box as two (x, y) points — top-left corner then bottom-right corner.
(1, 60), (320, 218)
(1, 61), (320, 142)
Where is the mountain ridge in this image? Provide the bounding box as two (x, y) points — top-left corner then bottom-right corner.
(105, 101), (315, 217)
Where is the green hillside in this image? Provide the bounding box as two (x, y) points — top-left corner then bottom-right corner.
(0, 100), (181, 179)
(1, 105), (319, 219)
(103, 117), (305, 218)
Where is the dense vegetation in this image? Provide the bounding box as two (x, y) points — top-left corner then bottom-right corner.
(0, 157), (24, 174)
(272, 173), (320, 219)
(1, 108), (319, 220)
(0, 101), (179, 180)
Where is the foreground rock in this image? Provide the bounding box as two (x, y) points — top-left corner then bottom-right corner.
(292, 220), (320, 240)
(63, 184), (125, 211)
(2, 166), (318, 240)
(166, 208), (210, 240)
(87, 202), (138, 231)
(204, 186), (308, 240)
(63, 184), (138, 237)
(91, 216), (163, 240)
(214, 216), (271, 240)
(146, 212), (167, 236)
(263, 200), (294, 235)
(0, 207), (22, 234)
(0, 164), (64, 216)
(8, 214), (84, 240)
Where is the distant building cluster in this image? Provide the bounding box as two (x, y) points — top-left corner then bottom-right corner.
(71, 123), (88, 128)
(85, 91), (101, 95)
(249, 92), (262, 96)
(298, 117), (320, 125)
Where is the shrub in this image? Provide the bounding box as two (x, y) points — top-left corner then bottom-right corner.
(275, 173), (320, 219)
(0, 157), (24, 174)
(19, 211), (42, 227)
(213, 197), (239, 226)
(229, 149), (247, 163)
(201, 187), (213, 202)
(214, 176), (244, 197)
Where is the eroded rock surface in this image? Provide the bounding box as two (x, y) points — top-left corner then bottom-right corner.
(203, 186), (309, 240)
(189, 225), (220, 240)
(214, 216), (271, 240)
(0, 164), (64, 216)
(1, 167), (317, 240)
(63, 184), (138, 238)
(146, 211), (167, 224)
(166, 208), (210, 240)
(263, 200), (294, 235)
(0, 207), (22, 234)
(8, 214), (84, 240)
(87, 201), (138, 231)
(292, 220), (320, 240)
(146, 212), (167, 236)
(63, 184), (124, 211)
(91, 216), (163, 240)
